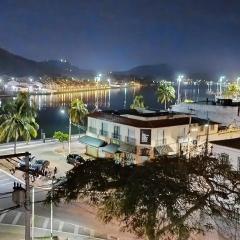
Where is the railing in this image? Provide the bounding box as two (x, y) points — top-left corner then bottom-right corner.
(88, 127), (97, 134)
(112, 133), (121, 140)
(99, 129), (108, 137)
(125, 136), (136, 145)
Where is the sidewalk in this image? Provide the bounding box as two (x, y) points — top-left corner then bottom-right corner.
(0, 223), (106, 240)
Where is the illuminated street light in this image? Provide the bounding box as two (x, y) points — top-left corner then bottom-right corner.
(237, 77), (240, 85)
(177, 75), (184, 104)
(219, 75), (225, 95)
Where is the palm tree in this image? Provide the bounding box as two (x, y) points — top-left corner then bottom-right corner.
(223, 83), (240, 98)
(68, 99), (89, 152)
(156, 81), (175, 110)
(0, 104), (39, 153)
(70, 99), (89, 128)
(0, 92), (39, 153)
(15, 92), (37, 118)
(130, 95), (145, 110)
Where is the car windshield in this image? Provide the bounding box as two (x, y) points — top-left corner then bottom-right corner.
(35, 160), (43, 164)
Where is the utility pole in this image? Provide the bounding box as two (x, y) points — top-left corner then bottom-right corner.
(204, 118), (210, 157)
(24, 152), (31, 240)
(68, 113), (71, 154)
(187, 115), (192, 159)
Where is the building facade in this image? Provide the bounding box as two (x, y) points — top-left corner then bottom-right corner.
(80, 110), (219, 164)
(211, 138), (240, 171)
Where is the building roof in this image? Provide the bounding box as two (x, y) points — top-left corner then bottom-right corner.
(210, 138), (240, 150)
(88, 110), (218, 128)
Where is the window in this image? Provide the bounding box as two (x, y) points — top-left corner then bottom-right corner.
(113, 126), (120, 139)
(220, 153), (229, 164)
(210, 124), (214, 131)
(100, 122), (108, 136)
(114, 126), (120, 135)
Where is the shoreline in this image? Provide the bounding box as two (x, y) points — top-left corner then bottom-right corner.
(0, 84), (141, 98)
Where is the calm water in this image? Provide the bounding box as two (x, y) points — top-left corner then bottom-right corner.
(0, 85), (216, 138)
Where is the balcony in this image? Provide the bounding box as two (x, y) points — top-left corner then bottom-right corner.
(88, 127), (97, 134)
(99, 129), (108, 137)
(112, 133), (121, 140)
(125, 136), (136, 145)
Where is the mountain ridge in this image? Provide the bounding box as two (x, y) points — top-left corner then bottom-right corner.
(0, 47), (95, 78)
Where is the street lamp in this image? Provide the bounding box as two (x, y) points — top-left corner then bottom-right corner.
(219, 75), (225, 96)
(237, 77), (240, 85)
(60, 109), (71, 154)
(177, 75), (184, 104)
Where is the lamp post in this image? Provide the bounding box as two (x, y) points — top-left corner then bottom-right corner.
(31, 187), (34, 240)
(219, 75), (225, 96)
(60, 109), (71, 154)
(177, 75), (184, 104)
(237, 77), (240, 86)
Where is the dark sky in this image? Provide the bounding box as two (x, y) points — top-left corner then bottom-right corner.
(1, 0), (240, 75)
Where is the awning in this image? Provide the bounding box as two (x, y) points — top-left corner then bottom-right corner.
(101, 144), (120, 154)
(79, 135), (106, 148)
(155, 145), (174, 155)
(119, 143), (136, 154)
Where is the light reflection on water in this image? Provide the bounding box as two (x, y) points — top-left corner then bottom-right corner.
(30, 87), (141, 111)
(30, 84), (215, 111)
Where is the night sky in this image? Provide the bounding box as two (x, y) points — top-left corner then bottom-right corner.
(1, 0), (240, 75)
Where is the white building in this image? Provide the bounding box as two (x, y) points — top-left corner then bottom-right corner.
(4, 80), (44, 93)
(211, 138), (240, 171)
(172, 102), (240, 127)
(80, 109), (219, 164)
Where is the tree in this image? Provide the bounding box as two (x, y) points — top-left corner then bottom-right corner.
(223, 83), (240, 98)
(53, 131), (69, 150)
(130, 95), (145, 110)
(47, 156), (240, 240)
(156, 81), (175, 110)
(70, 98), (88, 134)
(0, 92), (38, 153)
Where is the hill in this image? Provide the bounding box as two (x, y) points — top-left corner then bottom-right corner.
(0, 47), (94, 78)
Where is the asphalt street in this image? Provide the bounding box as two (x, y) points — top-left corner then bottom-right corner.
(0, 139), (135, 240)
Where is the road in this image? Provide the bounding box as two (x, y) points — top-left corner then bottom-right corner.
(0, 139), (136, 240)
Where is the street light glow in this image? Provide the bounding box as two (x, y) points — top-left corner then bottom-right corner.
(177, 74), (184, 82)
(60, 109), (65, 114)
(219, 75), (225, 82)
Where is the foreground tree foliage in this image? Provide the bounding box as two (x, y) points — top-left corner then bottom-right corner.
(0, 92), (38, 153)
(130, 95), (145, 110)
(47, 156), (240, 240)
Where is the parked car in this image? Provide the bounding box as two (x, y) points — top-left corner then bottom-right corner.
(18, 157), (50, 172)
(32, 160), (50, 171)
(18, 156), (34, 168)
(66, 154), (84, 165)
